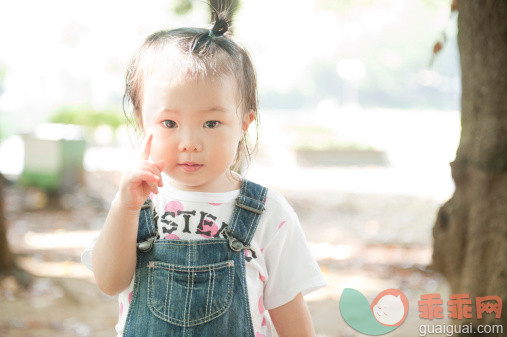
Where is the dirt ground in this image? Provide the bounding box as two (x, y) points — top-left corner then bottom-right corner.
(0, 170), (453, 337)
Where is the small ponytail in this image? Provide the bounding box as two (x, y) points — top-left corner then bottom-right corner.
(190, 6), (231, 53)
(208, 8), (229, 38)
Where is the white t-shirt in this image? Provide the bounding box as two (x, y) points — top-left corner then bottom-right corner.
(81, 174), (327, 337)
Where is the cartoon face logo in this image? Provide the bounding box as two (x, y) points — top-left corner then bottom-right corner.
(372, 294), (405, 325)
(370, 289), (409, 327)
(340, 288), (409, 335)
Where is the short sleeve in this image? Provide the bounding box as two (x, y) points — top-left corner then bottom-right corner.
(81, 234), (99, 272)
(262, 209), (327, 310)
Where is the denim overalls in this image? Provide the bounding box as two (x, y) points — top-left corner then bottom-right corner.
(123, 178), (268, 337)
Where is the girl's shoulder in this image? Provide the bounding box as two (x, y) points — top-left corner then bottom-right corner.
(263, 188), (296, 217)
(251, 186), (300, 244)
(239, 178), (295, 217)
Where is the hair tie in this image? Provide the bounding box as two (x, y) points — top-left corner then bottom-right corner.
(208, 29), (215, 38)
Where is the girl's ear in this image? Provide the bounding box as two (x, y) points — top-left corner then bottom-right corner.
(241, 110), (256, 135)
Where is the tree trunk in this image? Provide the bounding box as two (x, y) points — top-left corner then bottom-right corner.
(0, 174), (15, 275)
(431, 0), (507, 334)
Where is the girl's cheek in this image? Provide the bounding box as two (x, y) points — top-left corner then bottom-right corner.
(152, 137), (176, 158)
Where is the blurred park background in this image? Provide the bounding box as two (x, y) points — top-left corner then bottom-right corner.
(0, 0), (466, 336)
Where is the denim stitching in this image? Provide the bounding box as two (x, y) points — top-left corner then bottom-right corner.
(205, 267), (211, 317)
(229, 202), (240, 234)
(245, 187), (268, 244)
(171, 261), (232, 327)
(238, 185), (264, 245)
(148, 260), (233, 272)
(142, 206), (156, 239)
(142, 209), (148, 239)
(244, 199), (259, 243)
(169, 264), (174, 318)
(245, 212), (258, 246)
(147, 268), (233, 326)
(231, 179), (248, 232)
(210, 264), (215, 318)
(240, 179), (260, 336)
(148, 254), (158, 328)
(237, 195), (265, 211)
(239, 195), (262, 203)
(239, 254), (255, 336)
(153, 240), (228, 246)
(187, 242), (195, 325)
(164, 264), (171, 317)
(183, 244), (190, 334)
(229, 189), (241, 233)
(147, 262), (234, 326)
(148, 201), (157, 237)
(149, 264), (232, 272)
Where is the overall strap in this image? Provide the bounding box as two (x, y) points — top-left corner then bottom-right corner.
(228, 178), (268, 247)
(136, 199), (157, 251)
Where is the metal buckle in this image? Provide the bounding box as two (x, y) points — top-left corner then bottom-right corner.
(137, 236), (156, 252)
(223, 225), (249, 252)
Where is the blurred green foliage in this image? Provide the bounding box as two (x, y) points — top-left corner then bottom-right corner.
(49, 105), (124, 130)
(171, 0), (193, 15)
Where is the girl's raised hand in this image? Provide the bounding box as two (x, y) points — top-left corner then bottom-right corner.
(117, 133), (165, 212)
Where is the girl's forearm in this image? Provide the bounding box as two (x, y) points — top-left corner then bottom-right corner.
(91, 199), (140, 296)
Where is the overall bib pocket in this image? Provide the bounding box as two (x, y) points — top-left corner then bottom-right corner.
(147, 260), (235, 327)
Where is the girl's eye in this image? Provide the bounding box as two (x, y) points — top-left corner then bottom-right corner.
(204, 120), (221, 128)
(162, 120), (177, 128)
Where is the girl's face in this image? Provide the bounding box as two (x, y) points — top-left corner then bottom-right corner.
(141, 70), (254, 192)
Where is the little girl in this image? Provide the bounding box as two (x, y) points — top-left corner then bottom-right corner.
(81, 9), (326, 337)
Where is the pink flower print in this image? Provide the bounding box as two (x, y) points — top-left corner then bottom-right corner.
(165, 201), (184, 213)
(119, 302), (123, 319)
(255, 333), (265, 337)
(209, 202), (222, 206)
(261, 316), (267, 327)
(199, 221), (219, 238)
(278, 221), (286, 229)
(128, 291), (133, 303)
(165, 234), (180, 240)
(149, 192), (154, 200)
(259, 272), (266, 282)
(258, 296), (265, 314)
(261, 248), (264, 253)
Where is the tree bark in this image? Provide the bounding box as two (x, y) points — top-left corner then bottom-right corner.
(0, 174), (15, 275)
(431, 0), (507, 334)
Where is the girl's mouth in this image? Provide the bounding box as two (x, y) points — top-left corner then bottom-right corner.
(178, 162), (203, 172)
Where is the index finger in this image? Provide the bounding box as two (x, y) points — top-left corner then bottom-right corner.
(140, 133), (153, 161)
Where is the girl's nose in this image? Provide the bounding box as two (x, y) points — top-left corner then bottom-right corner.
(177, 132), (202, 152)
